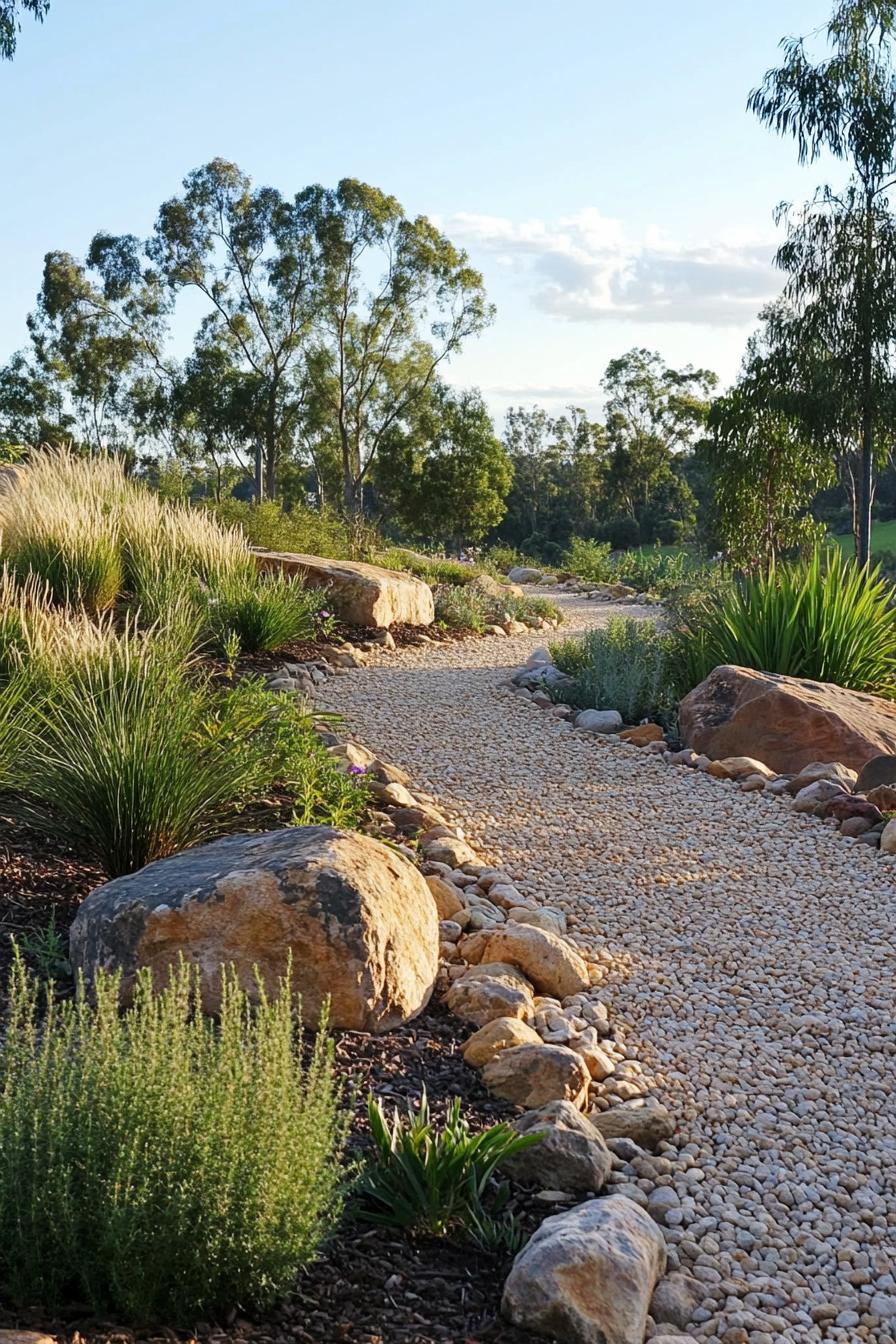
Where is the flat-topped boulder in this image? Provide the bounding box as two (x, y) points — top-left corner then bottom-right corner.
(251, 549), (435, 629)
(679, 664), (896, 774)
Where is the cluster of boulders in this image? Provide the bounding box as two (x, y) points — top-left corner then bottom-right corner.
(650, 748), (896, 850)
(507, 564), (659, 606)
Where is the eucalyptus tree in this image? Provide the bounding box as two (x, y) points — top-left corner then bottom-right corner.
(0, 349), (72, 449)
(602, 348), (715, 535)
(0, 0), (48, 60)
(28, 234), (171, 453)
(374, 382), (512, 548)
(749, 0), (896, 565)
(708, 310), (833, 571)
(150, 160), (320, 501)
(298, 179), (493, 516)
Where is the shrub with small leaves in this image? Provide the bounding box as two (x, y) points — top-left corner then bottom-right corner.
(552, 617), (679, 724)
(0, 956), (348, 1321)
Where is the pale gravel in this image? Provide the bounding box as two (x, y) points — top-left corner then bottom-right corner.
(318, 590), (896, 1344)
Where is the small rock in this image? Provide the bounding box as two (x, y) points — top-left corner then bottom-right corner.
(445, 962), (535, 1027)
(481, 1043), (591, 1109)
(865, 783), (896, 810)
(502, 1099), (613, 1193)
(618, 723), (664, 746)
(650, 1271), (704, 1328)
(575, 709), (624, 734)
(647, 1184), (681, 1225)
(879, 816), (896, 853)
(425, 874), (465, 920)
(459, 922), (591, 997)
(589, 1097), (675, 1150)
(461, 1016), (542, 1068)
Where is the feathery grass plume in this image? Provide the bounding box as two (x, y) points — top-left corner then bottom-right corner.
(0, 449), (125, 611)
(0, 955), (347, 1320)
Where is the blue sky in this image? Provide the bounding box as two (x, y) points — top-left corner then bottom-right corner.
(1, 0), (830, 420)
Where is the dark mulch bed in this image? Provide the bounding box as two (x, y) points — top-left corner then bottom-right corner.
(0, 815), (104, 985)
(230, 621), (470, 680)
(0, 828), (551, 1344)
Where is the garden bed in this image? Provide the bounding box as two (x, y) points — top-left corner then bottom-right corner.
(0, 1003), (547, 1344)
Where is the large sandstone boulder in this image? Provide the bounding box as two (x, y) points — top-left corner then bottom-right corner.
(679, 664), (896, 774)
(501, 1195), (667, 1344)
(69, 827), (439, 1030)
(252, 549), (434, 628)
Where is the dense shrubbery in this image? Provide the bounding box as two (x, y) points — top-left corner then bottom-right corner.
(0, 957), (347, 1320)
(433, 582), (561, 634)
(207, 497), (356, 562)
(563, 537), (707, 596)
(671, 548), (896, 696)
(551, 617), (679, 723)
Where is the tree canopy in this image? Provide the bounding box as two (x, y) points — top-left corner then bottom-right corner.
(0, 0), (48, 61)
(749, 0), (896, 565)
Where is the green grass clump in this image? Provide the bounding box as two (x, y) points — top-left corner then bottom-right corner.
(552, 617), (678, 723)
(0, 956), (347, 1321)
(355, 1092), (537, 1251)
(206, 569), (323, 655)
(675, 547), (896, 696)
(15, 629), (366, 876)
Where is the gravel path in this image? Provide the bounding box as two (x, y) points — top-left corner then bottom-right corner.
(319, 590), (896, 1344)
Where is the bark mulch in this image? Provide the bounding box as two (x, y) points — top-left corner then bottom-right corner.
(0, 826), (553, 1344)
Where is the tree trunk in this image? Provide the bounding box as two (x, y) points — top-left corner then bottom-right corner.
(859, 409), (874, 568)
(340, 421), (362, 515)
(254, 441), (263, 502)
(857, 201), (875, 568)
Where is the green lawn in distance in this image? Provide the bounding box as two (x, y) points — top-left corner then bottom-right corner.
(829, 521), (896, 559)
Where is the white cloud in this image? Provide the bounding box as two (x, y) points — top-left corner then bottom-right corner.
(449, 208), (780, 326)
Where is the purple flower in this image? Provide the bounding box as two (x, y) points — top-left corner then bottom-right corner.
(348, 764), (368, 776)
(319, 610), (332, 619)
